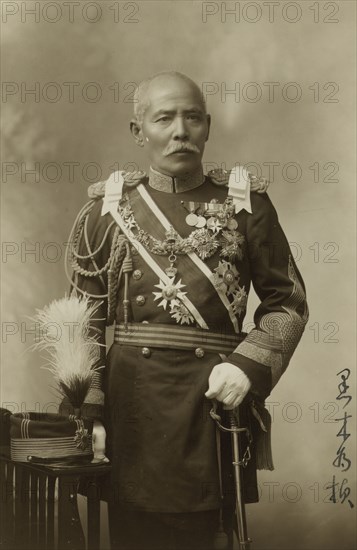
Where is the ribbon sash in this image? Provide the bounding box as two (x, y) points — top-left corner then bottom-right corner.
(136, 184), (240, 334)
(102, 173), (208, 330)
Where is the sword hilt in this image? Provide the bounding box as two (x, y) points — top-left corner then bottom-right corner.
(210, 405), (252, 468)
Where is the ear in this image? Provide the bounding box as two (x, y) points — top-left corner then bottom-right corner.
(130, 119), (144, 147)
(205, 114), (211, 142)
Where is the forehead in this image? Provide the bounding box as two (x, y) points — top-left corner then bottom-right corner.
(144, 77), (205, 113)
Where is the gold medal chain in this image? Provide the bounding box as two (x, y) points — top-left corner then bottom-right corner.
(119, 194), (244, 263)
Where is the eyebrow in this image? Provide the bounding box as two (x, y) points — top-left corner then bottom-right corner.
(151, 108), (204, 118)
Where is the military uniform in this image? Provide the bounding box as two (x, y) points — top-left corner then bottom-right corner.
(68, 166), (308, 547)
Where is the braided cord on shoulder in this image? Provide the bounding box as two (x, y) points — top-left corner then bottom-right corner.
(107, 232), (131, 325)
(65, 199), (133, 325)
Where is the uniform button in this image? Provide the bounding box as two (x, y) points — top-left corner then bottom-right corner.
(195, 347), (205, 358)
(135, 295), (146, 306)
(133, 269), (143, 280)
(142, 347), (151, 358)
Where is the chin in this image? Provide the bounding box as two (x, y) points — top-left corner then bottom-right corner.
(163, 158), (201, 177)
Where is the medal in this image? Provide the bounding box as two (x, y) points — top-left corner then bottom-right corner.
(226, 218), (238, 230)
(165, 265), (178, 277)
(207, 217), (217, 231)
(153, 277), (187, 310)
(165, 253), (178, 277)
(213, 260), (240, 296)
(181, 201), (200, 227)
(195, 216), (206, 228)
(185, 213), (198, 226)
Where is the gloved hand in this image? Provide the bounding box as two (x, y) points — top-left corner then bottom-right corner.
(91, 420), (109, 463)
(205, 362), (251, 409)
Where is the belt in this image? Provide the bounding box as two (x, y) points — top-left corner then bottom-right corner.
(114, 323), (245, 355)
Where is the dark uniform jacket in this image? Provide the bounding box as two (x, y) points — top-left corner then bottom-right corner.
(69, 167), (308, 513)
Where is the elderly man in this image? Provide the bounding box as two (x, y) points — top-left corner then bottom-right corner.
(67, 71), (308, 550)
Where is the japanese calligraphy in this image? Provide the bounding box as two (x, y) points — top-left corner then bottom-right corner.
(328, 368), (354, 508)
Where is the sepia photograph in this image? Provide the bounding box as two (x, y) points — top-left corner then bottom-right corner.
(1, 1), (356, 549)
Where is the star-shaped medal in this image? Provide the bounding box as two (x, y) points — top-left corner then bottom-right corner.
(153, 277), (187, 310)
(170, 303), (194, 325)
(206, 217), (223, 234)
(213, 260), (240, 296)
(230, 287), (248, 316)
(220, 230), (245, 261)
(187, 228), (219, 260)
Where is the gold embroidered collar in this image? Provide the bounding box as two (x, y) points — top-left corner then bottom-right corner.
(148, 166), (205, 193)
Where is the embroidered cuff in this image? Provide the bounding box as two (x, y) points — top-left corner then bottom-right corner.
(227, 352), (272, 399)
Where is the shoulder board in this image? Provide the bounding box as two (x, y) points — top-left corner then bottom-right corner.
(207, 167), (269, 194)
(88, 170), (148, 199)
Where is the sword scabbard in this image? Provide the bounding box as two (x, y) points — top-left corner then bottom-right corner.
(230, 411), (251, 550)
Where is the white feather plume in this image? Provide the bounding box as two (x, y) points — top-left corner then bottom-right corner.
(31, 293), (102, 408)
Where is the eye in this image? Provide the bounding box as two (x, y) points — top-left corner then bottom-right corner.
(156, 116), (172, 123)
(187, 114), (202, 121)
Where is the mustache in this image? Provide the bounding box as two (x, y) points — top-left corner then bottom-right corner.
(163, 143), (201, 156)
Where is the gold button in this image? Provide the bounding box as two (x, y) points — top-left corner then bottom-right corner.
(136, 295), (146, 306)
(142, 347), (151, 358)
(133, 269), (143, 280)
(195, 347), (205, 358)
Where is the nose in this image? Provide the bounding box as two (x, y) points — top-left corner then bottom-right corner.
(172, 116), (189, 140)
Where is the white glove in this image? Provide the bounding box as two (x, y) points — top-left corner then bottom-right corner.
(205, 362), (251, 409)
(91, 420), (109, 463)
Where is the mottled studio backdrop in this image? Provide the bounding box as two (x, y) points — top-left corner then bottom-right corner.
(1, 1), (356, 549)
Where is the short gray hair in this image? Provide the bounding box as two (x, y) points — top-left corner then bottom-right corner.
(133, 71), (206, 123)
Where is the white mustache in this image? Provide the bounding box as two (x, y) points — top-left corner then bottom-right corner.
(163, 143), (200, 156)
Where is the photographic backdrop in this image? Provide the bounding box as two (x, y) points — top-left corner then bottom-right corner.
(1, 1), (356, 548)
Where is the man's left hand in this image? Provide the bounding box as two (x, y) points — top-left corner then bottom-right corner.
(205, 362), (251, 409)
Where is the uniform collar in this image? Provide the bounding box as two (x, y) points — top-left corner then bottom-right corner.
(148, 166), (205, 193)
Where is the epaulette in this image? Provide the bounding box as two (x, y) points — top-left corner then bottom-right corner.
(208, 168), (269, 194)
(88, 180), (106, 199)
(88, 168), (269, 201)
(207, 168), (230, 186)
(88, 170), (147, 200)
(122, 170), (147, 187)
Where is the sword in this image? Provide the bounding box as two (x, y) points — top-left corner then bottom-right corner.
(210, 404), (252, 550)
(230, 409), (252, 550)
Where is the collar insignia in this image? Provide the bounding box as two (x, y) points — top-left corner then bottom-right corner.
(148, 166), (204, 193)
